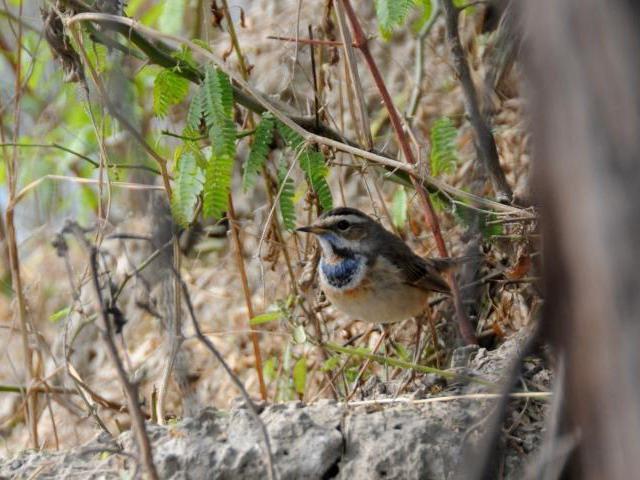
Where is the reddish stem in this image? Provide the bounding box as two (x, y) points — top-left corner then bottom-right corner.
(340, 0), (477, 345)
(267, 35), (345, 47)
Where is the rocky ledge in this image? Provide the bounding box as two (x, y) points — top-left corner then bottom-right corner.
(0, 333), (550, 479)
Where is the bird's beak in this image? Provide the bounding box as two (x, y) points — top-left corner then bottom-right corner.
(296, 225), (325, 234)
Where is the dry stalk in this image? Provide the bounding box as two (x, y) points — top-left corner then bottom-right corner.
(217, 0), (267, 401)
(334, 1), (373, 150)
(441, 0), (513, 202)
(88, 248), (159, 480)
(3, 0), (40, 448)
(175, 269), (276, 480)
(228, 196), (268, 401)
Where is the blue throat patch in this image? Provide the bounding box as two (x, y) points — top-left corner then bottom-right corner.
(321, 256), (361, 288)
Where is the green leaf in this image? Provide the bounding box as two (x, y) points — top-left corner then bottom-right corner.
(276, 121), (305, 151)
(321, 356), (341, 372)
(243, 113), (275, 191)
(153, 69), (189, 118)
(293, 357), (307, 395)
(250, 311), (281, 326)
(276, 120), (332, 211)
(171, 149), (203, 227)
(203, 153), (233, 219)
(429, 117), (459, 176)
(412, 0), (433, 32)
(83, 32), (108, 74)
(158, 0), (185, 35)
(263, 357), (278, 381)
(277, 158), (297, 231)
(49, 306), (70, 323)
(185, 86), (204, 134)
(300, 150), (333, 211)
(292, 325), (307, 344)
(203, 65), (236, 157)
(202, 66), (236, 218)
(375, 0), (415, 40)
(391, 186), (408, 229)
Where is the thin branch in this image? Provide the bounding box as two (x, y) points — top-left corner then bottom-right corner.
(441, 0), (513, 202)
(11, 174), (163, 208)
(228, 197), (268, 400)
(0, 142), (98, 167)
(267, 35), (346, 47)
(3, 0), (39, 448)
(175, 264), (276, 480)
(324, 342), (495, 387)
(88, 247), (159, 480)
(334, 0), (373, 150)
(407, 0), (442, 121)
(346, 391), (552, 407)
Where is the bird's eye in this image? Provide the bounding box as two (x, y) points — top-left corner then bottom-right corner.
(336, 220), (350, 231)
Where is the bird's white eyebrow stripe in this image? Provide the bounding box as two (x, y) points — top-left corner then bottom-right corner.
(321, 214), (368, 225)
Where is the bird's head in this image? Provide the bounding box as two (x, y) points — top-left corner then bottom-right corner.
(297, 207), (381, 258)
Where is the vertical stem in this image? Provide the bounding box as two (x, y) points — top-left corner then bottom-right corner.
(340, 0), (477, 344)
(89, 249), (159, 480)
(228, 196), (268, 400)
(441, 0), (512, 202)
(4, 0), (39, 448)
(218, 0), (267, 400)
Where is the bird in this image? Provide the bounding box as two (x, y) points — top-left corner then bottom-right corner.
(297, 207), (453, 324)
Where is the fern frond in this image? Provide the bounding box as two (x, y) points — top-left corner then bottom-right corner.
(243, 112), (275, 192)
(300, 150), (333, 211)
(202, 65), (236, 218)
(203, 65), (236, 157)
(375, 0), (415, 40)
(203, 153), (233, 219)
(277, 158), (296, 231)
(171, 149), (203, 227)
(153, 69), (189, 118)
(184, 85), (204, 134)
(276, 121), (305, 151)
(430, 117), (458, 176)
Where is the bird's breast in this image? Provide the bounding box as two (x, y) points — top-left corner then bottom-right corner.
(321, 255), (430, 323)
(319, 256), (365, 290)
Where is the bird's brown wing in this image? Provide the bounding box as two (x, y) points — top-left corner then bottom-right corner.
(377, 232), (451, 294)
(403, 256), (452, 294)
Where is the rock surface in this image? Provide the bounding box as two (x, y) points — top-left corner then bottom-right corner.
(0, 334), (550, 479)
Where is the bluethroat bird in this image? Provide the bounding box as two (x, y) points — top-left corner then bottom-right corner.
(297, 207), (452, 324)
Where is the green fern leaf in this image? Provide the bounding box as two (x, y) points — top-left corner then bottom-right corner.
(202, 65), (236, 218)
(300, 150), (333, 211)
(276, 121), (305, 151)
(375, 0), (415, 40)
(430, 117), (459, 176)
(203, 65), (236, 157)
(277, 158), (296, 231)
(171, 149), (203, 227)
(243, 112), (275, 192)
(153, 69), (189, 118)
(185, 86), (203, 134)
(203, 153), (233, 219)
